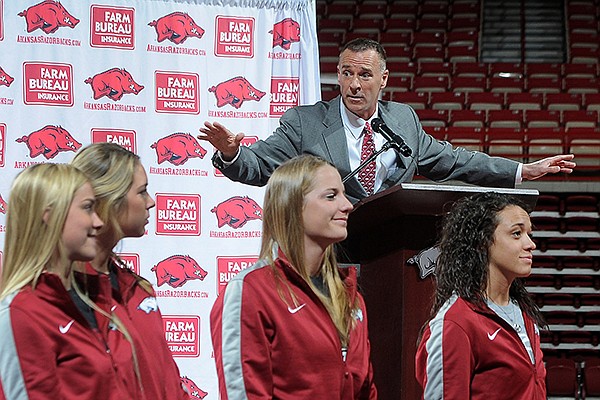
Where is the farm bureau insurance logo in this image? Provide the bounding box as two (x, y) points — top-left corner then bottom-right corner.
(155, 193), (201, 235)
(16, 125), (81, 160)
(116, 253), (140, 275)
(23, 62), (73, 106)
(270, 77), (299, 117)
(217, 256), (258, 291)
(90, 5), (135, 50)
(214, 16), (254, 58)
(19, 0), (79, 34)
(91, 128), (136, 153)
(155, 71), (199, 114)
(163, 315), (200, 357)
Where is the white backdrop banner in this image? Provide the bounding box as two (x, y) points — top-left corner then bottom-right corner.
(0, 0), (320, 397)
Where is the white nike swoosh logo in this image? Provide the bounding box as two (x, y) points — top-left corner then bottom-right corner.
(59, 320), (75, 334)
(487, 328), (501, 340)
(287, 304), (306, 314)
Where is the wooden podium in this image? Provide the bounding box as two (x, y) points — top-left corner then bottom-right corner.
(342, 183), (539, 400)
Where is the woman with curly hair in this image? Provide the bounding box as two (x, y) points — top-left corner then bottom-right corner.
(415, 192), (546, 399)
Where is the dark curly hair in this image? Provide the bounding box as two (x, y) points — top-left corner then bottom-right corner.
(429, 192), (545, 327)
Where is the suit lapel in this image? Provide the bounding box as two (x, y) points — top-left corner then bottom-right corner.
(321, 97), (367, 198)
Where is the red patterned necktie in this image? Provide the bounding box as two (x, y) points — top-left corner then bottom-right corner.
(358, 121), (376, 196)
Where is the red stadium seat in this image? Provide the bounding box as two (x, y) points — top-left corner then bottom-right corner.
(413, 46), (446, 63)
(526, 63), (561, 79)
(446, 30), (478, 48)
(417, 18), (448, 33)
(412, 31), (445, 48)
(490, 62), (525, 78)
(450, 3), (480, 18)
(446, 45), (478, 63)
(526, 127), (567, 161)
(451, 76), (486, 93)
(386, 76), (413, 91)
(562, 110), (598, 129)
(413, 76), (449, 93)
(415, 109), (449, 128)
(488, 76), (525, 94)
(448, 17), (479, 31)
(385, 46), (413, 62)
(468, 92), (504, 111)
(487, 127), (526, 161)
(506, 92), (543, 111)
(570, 47), (600, 64)
(566, 127), (600, 169)
(545, 93), (583, 112)
(394, 91), (428, 110)
(419, 3), (449, 19)
(449, 109), (486, 128)
(544, 357), (578, 397)
(487, 109), (524, 129)
(584, 356), (600, 397)
(417, 62), (452, 78)
(379, 32), (412, 48)
(445, 126), (485, 151)
(526, 77), (562, 94)
(453, 62), (489, 78)
(565, 194), (600, 213)
(563, 63), (598, 79)
(584, 92), (600, 112)
(525, 110), (561, 129)
(351, 18), (386, 34)
(388, 3), (418, 19)
(387, 61), (417, 78)
(429, 92), (466, 111)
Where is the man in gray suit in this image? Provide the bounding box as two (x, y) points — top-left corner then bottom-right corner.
(199, 38), (575, 204)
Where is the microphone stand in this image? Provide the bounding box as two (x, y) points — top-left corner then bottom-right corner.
(342, 141), (395, 183)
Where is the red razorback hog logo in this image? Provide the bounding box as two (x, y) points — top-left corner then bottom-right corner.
(270, 18), (300, 50)
(209, 77), (265, 109)
(212, 196), (263, 229)
(150, 133), (206, 166)
(0, 67), (14, 87)
(18, 0), (80, 34)
(16, 125), (81, 159)
(151, 255), (207, 288)
(85, 68), (144, 101)
(0, 195), (7, 214)
(148, 12), (204, 44)
(180, 376), (208, 399)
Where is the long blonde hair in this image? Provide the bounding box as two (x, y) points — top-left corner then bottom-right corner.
(0, 163), (89, 299)
(260, 155), (357, 346)
(71, 142), (152, 294)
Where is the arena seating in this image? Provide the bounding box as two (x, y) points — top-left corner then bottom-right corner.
(316, 1), (600, 396)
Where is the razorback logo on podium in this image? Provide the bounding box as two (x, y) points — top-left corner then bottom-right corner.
(16, 125), (81, 159)
(18, 0), (80, 34)
(180, 376), (208, 399)
(148, 12), (204, 44)
(270, 18), (300, 50)
(0, 194), (6, 214)
(91, 128), (136, 153)
(152, 255), (207, 288)
(214, 16), (254, 57)
(0, 67), (13, 87)
(211, 196), (262, 229)
(209, 77), (265, 109)
(85, 68), (144, 101)
(151, 133), (206, 166)
(90, 5), (135, 50)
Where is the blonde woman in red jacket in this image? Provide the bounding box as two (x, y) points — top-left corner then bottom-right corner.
(211, 155), (377, 399)
(0, 163), (145, 399)
(72, 143), (188, 400)
(416, 192), (547, 399)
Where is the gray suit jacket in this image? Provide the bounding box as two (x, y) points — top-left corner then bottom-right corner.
(213, 96), (519, 203)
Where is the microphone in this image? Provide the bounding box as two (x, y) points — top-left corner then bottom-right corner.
(371, 118), (412, 157)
